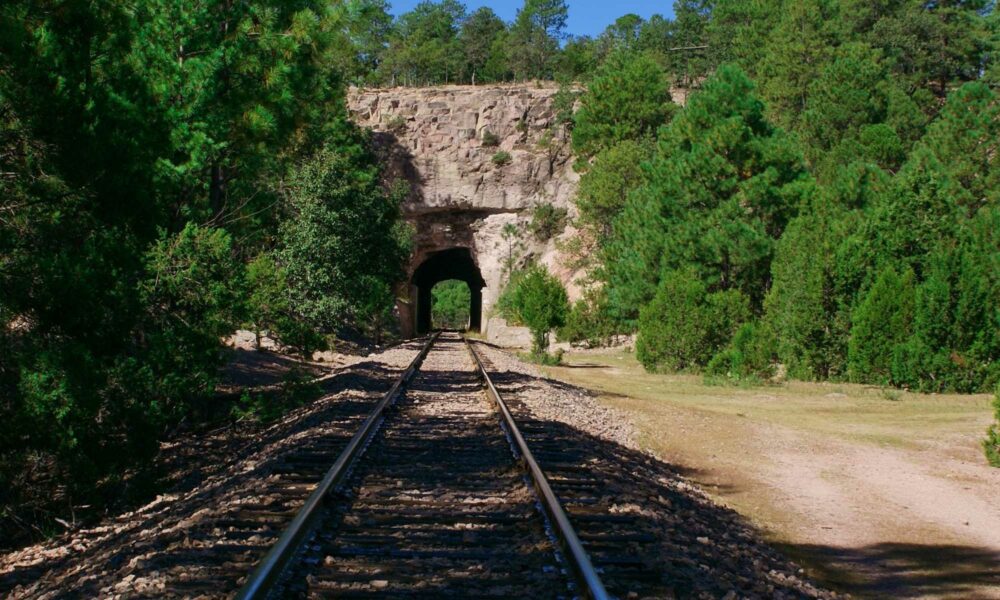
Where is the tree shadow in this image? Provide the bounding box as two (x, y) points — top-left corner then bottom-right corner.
(7, 343), (997, 599)
(776, 542), (1000, 599)
(0, 345), (426, 597)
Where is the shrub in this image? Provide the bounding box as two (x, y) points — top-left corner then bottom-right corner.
(492, 151), (512, 166)
(706, 321), (778, 384)
(529, 203), (568, 241)
(497, 264), (569, 353)
(481, 130), (500, 147)
(559, 287), (620, 347)
(636, 270), (750, 372)
(985, 388), (1000, 467)
(847, 266), (915, 384)
(386, 115), (407, 134)
(520, 349), (565, 366)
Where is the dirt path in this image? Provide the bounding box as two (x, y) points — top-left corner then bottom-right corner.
(543, 354), (1000, 599)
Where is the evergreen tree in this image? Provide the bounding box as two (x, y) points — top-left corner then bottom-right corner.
(636, 270), (750, 372)
(848, 266), (916, 384)
(757, 0), (842, 131)
(508, 0), (568, 80)
(459, 7), (508, 84)
(572, 52), (675, 158)
(575, 140), (654, 248)
(380, 0), (467, 86)
(606, 65), (812, 323)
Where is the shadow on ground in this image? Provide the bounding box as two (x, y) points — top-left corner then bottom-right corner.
(777, 541), (1000, 599)
(5, 339), (996, 599)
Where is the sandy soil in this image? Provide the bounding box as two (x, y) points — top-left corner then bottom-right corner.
(542, 352), (1000, 599)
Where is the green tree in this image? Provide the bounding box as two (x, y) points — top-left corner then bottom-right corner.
(380, 0), (467, 86)
(572, 52), (675, 158)
(986, 387), (1000, 467)
(460, 7), (508, 84)
(278, 137), (409, 335)
(431, 280), (471, 329)
(847, 266), (916, 384)
(765, 207), (856, 379)
(498, 264), (569, 353)
(757, 0), (842, 131)
(575, 140), (653, 247)
(606, 65), (812, 324)
(636, 270), (751, 372)
(508, 0), (569, 80)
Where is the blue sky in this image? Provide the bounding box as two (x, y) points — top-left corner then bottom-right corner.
(388, 1), (675, 38)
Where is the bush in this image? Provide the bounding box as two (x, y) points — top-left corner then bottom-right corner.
(985, 388), (1000, 467)
(497, 264), (569, 353)
(386, 115), (407, 134)
(492, 151), (512, 166)
(529, 203), (568, 241)
(519, 349), (565, 366)
(481, 130), (500, 147)
(559, 287), (620, 347)
(636, 271), (750, 372)
(847, 266), (915, 384)
(706, 321), (778, 384)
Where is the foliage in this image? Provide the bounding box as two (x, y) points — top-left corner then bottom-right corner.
(986, 388), (1000, 468)
(706, 321), (778, 384)
(245, 253), (323, 354)
(378, 0), (467, 86)
(529, 203), (568, 241)
(278, 137), (409, 340)
(605, 65), (811, 326)
(636, 270), (751, 372)
(847, 267), (916, 385)
(572, 52), (675, 159)
(497, 264), (569, 353)
(431, 280), (471, 329)
(481, 130), (500, 147)
(459, 7), (509, 84)
(558, 287), (620, 347)
(492, 151), (512, 166)
(0, 0), (408, 540)
(508, 0), (569, 80)
(575, 140), (653, 248)
(519, 349), (565, 366)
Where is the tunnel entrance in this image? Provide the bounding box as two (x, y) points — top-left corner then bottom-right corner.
(411, 247), (485, 334)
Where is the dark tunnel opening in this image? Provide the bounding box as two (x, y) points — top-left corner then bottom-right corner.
(411, 247), (485, 334)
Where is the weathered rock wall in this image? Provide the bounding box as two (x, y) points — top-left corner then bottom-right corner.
(348, 84), (585, 342)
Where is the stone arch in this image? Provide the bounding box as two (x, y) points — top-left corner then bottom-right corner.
(409, 247), (485, 335)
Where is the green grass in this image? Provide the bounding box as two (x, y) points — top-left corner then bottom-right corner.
(542, 350), (993, 452)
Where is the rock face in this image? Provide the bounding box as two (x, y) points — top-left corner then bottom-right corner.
(348, 84), (583, 342)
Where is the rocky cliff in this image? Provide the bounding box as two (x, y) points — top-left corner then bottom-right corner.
(348, 84), (585, 341)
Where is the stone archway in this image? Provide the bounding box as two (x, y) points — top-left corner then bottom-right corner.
(409, 247), (485, 335)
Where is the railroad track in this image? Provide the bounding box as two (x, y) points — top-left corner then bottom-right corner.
(236, 332), (611, 599)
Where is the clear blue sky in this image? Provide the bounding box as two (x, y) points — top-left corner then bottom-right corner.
(388, 1), (675, 38)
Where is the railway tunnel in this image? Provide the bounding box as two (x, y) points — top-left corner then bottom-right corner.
(409, 247), (485, 335)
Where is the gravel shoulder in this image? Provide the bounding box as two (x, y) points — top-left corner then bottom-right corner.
(474, 342), (842, 599)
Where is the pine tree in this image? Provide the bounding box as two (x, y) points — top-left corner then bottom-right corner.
(508, 0), (568, 80)
(572, 52), (675, 158)
(605, 65), (812, 322)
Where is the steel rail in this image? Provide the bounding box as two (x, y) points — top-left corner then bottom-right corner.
(236, 332), (440, 600)
(463, 337), (611, 600)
